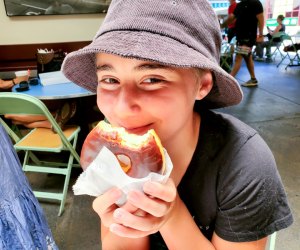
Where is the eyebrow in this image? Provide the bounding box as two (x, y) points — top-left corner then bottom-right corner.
(96, 64), (113, 71)
(96, 63), (171, 72)
(134, 63), (170, 71)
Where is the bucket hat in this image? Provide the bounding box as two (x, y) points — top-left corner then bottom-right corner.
(62, 0), (243, 109)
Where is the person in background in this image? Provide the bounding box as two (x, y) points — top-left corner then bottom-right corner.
(255, 15), (286, 62)
(62, 0), (293, 249)
(0, 72), (50, 128)
(4, 100), (77, 131)
(0, 74), (29, 90)
(1, 72), (77, 130)
(222, 0), (264, 87)
(227, 0), (237, 43)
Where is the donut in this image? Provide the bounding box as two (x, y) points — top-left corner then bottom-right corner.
(80, 120), (166, 178)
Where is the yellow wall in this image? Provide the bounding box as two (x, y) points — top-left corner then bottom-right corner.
(0, 3), (105, 45)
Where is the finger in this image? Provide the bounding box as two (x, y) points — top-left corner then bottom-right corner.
(109, 223), (150, 238)
(121, 201), (139, 213)
(113, 208), (157, 233)
(92, 187), (123, 216)
(127, 190), (168, 217)
(143, 179), (177, 202)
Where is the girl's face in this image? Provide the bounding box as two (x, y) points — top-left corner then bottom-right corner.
(96, 53), (212, 145)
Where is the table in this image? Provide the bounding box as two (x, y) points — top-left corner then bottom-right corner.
(12, 79), (94, 100)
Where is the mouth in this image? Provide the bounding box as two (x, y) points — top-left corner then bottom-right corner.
(123, 124), (154, 135)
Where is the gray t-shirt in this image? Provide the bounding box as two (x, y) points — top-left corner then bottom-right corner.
(150, 109), (293, 248)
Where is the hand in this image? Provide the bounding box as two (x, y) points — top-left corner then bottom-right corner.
(256, 36), (264, 43)
(109, 178), (177, 238)
(14, 74), (29, 84)
(92, 187), (124, 228)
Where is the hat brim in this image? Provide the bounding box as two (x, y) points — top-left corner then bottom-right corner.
(62, 31), (242, 109)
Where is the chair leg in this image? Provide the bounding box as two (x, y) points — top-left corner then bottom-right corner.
(20, 132), (80, 216)
(268, 232), (277, 250)
(285, 52), (300, 70)
(58, 133), (79, 216)
(58, 152), (74, 216)
(277, 54), (288, 68)
(22, 151), (31, 170)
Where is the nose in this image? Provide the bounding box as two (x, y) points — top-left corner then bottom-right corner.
(114, 84), (141, 115)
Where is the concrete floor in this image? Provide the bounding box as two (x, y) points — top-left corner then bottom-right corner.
(34, 59), (300, 250)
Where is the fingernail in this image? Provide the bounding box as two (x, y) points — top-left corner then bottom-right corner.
(114, 208), (123, 219)
(110, 223), (117, 233)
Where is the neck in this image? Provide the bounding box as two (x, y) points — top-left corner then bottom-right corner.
(165, 112), (201, 186)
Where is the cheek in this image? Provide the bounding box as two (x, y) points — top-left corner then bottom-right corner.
(96, 90), (113, 118)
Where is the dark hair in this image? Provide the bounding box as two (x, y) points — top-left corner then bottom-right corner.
(277, 15), (285, 21)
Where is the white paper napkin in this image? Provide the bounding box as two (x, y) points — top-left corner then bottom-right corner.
(73, 146), (173, 204)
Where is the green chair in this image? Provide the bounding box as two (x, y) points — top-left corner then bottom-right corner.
(220, 37), (236, 73)
(266, 31), (286, 61)
(277, 34), (300, 69)
(0, 92), (81, 216)
(267, 232), (277, 250)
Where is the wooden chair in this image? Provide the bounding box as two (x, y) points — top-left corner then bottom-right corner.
(0, 92), (81, 216)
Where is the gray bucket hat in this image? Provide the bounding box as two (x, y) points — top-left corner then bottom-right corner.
(62, 0), (242, 109)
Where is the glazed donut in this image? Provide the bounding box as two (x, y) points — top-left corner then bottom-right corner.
(80, 120), (166, 178)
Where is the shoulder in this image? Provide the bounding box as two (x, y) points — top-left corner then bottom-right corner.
(197, 110), (261, 172)
(228, 3), (237, 13)
(208, 114), (293, 242)
(206, 111), (277, 185)
(201, 110), (258, 148)
(251, 0), (264, 13)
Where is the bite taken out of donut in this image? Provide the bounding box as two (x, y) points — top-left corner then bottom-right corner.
(80, 120), (166, 178)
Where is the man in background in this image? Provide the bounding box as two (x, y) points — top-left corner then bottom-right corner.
(227, 0), (237, 43)
(222, 0), (264, 87)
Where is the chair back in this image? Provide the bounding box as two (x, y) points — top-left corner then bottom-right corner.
(0, 92), (74, 152)
(0, 92), (52, 119)
(271, 31), (286, 41)
(280, 33), (292, 42)
(0, 92), (81, 216)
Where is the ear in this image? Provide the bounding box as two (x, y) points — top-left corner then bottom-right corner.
(195, 71), (213, 100)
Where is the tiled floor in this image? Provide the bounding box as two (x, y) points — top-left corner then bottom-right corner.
(36, 58), (300, 250)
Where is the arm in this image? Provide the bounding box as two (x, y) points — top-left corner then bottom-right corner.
(93, 188), (149, 250)
(155, 188), (267, 250)
(101, 223), (149, 250)
(0, 74), (29, 90)
(256, 12), (265, 42)
(96, 179), (268, 250)
(0, 79), (14, 89)
(221, 13), (235, 29)
(269, 24), (282, 36)
(212, 234), (267, 250)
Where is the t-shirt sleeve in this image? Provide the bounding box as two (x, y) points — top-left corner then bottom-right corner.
(252, 0), (264, 15)
(215, 134), (293, 242)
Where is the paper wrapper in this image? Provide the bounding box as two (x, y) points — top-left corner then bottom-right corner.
(73, 146), (173, 204)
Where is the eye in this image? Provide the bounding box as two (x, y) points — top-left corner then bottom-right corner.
(98, 77), (119, 90)
(140, 77), (166, 90)
(143, 78), (162, 83)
